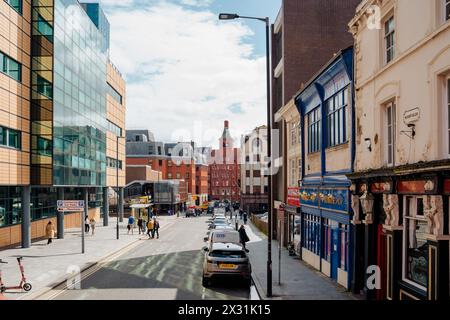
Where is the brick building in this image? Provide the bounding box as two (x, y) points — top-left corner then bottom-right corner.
(209, 121), (240, 203)
(271, 0), (360, 244)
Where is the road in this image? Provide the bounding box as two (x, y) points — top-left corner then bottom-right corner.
(48, 214), (258, 300)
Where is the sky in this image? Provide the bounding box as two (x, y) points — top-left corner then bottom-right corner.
(95, 0), (281, 149)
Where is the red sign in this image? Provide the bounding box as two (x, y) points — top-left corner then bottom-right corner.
(444, 179), (450, 194)
(370, 182), (391, 193)
(287, 187), (300, 207)
(397, 180), (426, 194)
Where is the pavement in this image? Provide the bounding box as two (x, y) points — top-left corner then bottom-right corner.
(244, 219), (358, 300)
(0, 215), (178, 300)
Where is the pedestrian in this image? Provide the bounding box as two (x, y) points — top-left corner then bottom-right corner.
(152, 218), (160, 239)
(239, 209), (243, 220)
(146, 219), (154, 239)
(137, 217), (144, 235)
(85, 215), (90, 233)
(127, 215), (135, 235)
(90, 218), (96, 235)
(45, 221), (55, 245)
(243, 212), (248, 225)
(238, 225), (250, 252)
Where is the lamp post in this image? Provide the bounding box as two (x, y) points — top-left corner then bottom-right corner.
(116, 135), (124, 240)
(359, 190), (375, 299)
(219, 13), (273, 297)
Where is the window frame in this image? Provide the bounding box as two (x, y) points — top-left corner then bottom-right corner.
(326, 88), (349, 148)
(307, 107), (321, 154)
(4, 0), (22, 15)
(0, 51), (22, 82)
(0, 126), (21, 150)
(385, 101), (396, 166)
(384, 15), (395, 64)
(402, 196), (429, 291)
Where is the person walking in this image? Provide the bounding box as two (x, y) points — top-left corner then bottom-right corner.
(146, 218), (154, 239)
(90, 218), (96, 235)
(45, 221), (55, 245)
(127, 215), (135, 235)
(243, 212), (248, 225)
(137, 217), (144, 235)
(84, 215), (90, 233)
(238, 225), (250, 252)
(152, 218), (160, 239)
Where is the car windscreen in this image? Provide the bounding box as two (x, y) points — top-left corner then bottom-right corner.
(209, 250), (246, 259)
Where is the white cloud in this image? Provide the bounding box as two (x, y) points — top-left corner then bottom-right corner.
(104, 1), (267, 149)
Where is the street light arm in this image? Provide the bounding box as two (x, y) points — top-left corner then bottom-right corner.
(238, 16), (269, 24)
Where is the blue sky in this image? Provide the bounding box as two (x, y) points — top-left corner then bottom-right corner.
(97, 0), (281, 148)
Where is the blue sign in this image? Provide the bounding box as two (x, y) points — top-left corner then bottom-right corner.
(319, 189), (349, 213)
(300, 188), (319, 207)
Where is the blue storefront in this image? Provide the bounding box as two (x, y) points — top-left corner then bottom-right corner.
(295, 47), (355, 289)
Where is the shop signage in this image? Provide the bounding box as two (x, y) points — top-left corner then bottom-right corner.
(57, 200), (85, 212)
(444, 179), (450, 195)
(287, 187), (300, 207)
(300, 188), (319, 207)
(319, 189), (349, 213)
(397, 179), (436, 194)
(370, 182), (392, 193)
(403, 108), (420, 125)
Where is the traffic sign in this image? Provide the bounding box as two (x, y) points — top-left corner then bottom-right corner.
(57, 200), (85, 212)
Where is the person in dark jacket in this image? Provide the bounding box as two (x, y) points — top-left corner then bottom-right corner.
(152, 218), (160, 239)
(238, 225), (250, 252)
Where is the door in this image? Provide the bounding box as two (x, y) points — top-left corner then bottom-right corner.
(376, 224), (387, 300)
(331, 225), (339, 280)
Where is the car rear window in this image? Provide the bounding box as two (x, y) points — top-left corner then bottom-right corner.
(210, 250), (246, 258)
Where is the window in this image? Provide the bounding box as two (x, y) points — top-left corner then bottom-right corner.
(4, 0), (22, 14)
(303, 214), (320, 255)
(447, 78), (450, 154)
(384, 16), (395, 64)
(246, 170), (250, 178)
(326, 88), (348, 147)
(37, 14), (53, 43)
(36, 137), (52, 156)
(386, 102), (396, 166)
(0, 126), (21, 149)
(106, 157), (122, 169)
(107, 120), (122, 137)
(186, 173), (189, 179)
(403, 197), (428, 290)
(168, 173), (172, 179)
(176, 173), (181, 179)
(36, 74), (52, 99)
(307, 107), (321, 153)
(107, 83), (123, 105)
(0, 51), (21, 82)
(290, 122), (298, 146)
(446, 0), (450, 21)
(168, 161), (172, 167)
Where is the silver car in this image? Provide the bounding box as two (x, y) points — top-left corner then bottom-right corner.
(202, 242), (252, 287)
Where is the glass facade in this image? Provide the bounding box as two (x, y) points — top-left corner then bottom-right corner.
(52, 0), (109, 187)
(4, 0), (22, 14)
(0, 187), (22, 228)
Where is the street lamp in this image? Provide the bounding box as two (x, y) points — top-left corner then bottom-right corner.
(116, 135), (124, 240)
(219, 12), (273, 297)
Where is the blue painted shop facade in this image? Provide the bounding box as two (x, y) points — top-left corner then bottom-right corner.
(294, 47), (355, 289)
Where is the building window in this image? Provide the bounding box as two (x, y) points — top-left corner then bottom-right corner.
(307, 107), (321, 153)
(385, 102), (396, 166)
(168, 161), (172, 167)
(246, 170), (250, 178)
(36, 137), (52, 156)
(326, 88), (348, 147)
(168, 173), (172, 179)
(0, 187), (22, 227)
(290, 122), (298, 146)
(303, 214), (320, 255)
(107, 120), (122, 137)
(403, 196), (428, 290)
(0, 126), (21, 149)
(176, 173), (181, 179)
(186, 173), (189, 179)
(446, 0), (450, 21)
(37, 14), (53, 43)
(107, 82), (123, 105)
(384, 16), (395, 64)
(254, 170), (261, 178)
(447, 78), (450, 154)
(0, 51), (21, 82)
(4, 0), (22, 14)
(36, 74), (53, 99)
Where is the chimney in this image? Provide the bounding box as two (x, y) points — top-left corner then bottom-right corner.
(224, 120), (229, 129)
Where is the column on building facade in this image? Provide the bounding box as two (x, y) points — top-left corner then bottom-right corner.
(57, 188), (64, 239)
(21, 186), (31, 248)
(103, 187), (109, 226)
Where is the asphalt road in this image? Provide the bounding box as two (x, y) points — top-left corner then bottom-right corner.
(52, 215), (258, 300)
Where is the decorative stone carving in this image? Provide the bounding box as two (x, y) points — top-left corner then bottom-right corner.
(424, 196), (444, 237)
(383, 194), (399, 228)
(351, 195), (361, 225)
(424, 180), (435, 192)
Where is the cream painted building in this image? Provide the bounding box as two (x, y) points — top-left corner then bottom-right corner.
(348, 0), (450, 300)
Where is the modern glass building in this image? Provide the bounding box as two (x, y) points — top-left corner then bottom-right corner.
(0, 0), (126, 248)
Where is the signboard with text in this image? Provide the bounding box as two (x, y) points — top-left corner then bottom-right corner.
(287, 187), (300, 207)
(57, 200), (85, 212)
(318, 189), (349, 213)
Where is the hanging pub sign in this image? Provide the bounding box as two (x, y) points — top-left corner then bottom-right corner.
(319, 189), (349, 213)
(403, 107), (420, 125)
(287, 187), (300, 207)
(300, 188), (319, 207)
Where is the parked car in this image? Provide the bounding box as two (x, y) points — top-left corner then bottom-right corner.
(202, 242), (251, 287)
(204, 229), (240, 245)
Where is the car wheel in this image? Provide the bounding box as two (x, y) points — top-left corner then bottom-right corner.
(202, 276), (211, 287)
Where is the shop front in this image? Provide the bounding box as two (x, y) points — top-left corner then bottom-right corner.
(300, 185), (353, 289)
(286, 187), (301, 255)
(349, 164), (450, 300)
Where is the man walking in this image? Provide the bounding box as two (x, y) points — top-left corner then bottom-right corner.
(152, 218), (160, 239)
(238, 225), (250, 252)
(127, 215), (135, 235)
(137, 217), (144, 235)
(146, 219), (154, 239)
(84, 215), (90, 233)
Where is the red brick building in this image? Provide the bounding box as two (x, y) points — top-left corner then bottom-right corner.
(195, 164), (209, 205)
(209, 121), (240, 202)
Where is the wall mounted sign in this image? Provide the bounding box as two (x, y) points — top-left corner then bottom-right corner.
(300, 188), (319, 207)
(370, 181), (392, 194)
(319, 189), (349, 213)
(287, 187), (300, 207)
(403, 108), (420, 125)
(397, 179), (437, 194)
(443, 179), (450, 195)
(57, 200), (85, 212)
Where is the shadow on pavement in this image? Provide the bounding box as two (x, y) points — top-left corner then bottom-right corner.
(56, 249), (250, 300)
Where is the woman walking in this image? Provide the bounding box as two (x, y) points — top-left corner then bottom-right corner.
(238, 225), (250, 252)
(146, 219), (154, 239)
(90, 218), (96, 236)
(46, 221), (56, 245)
